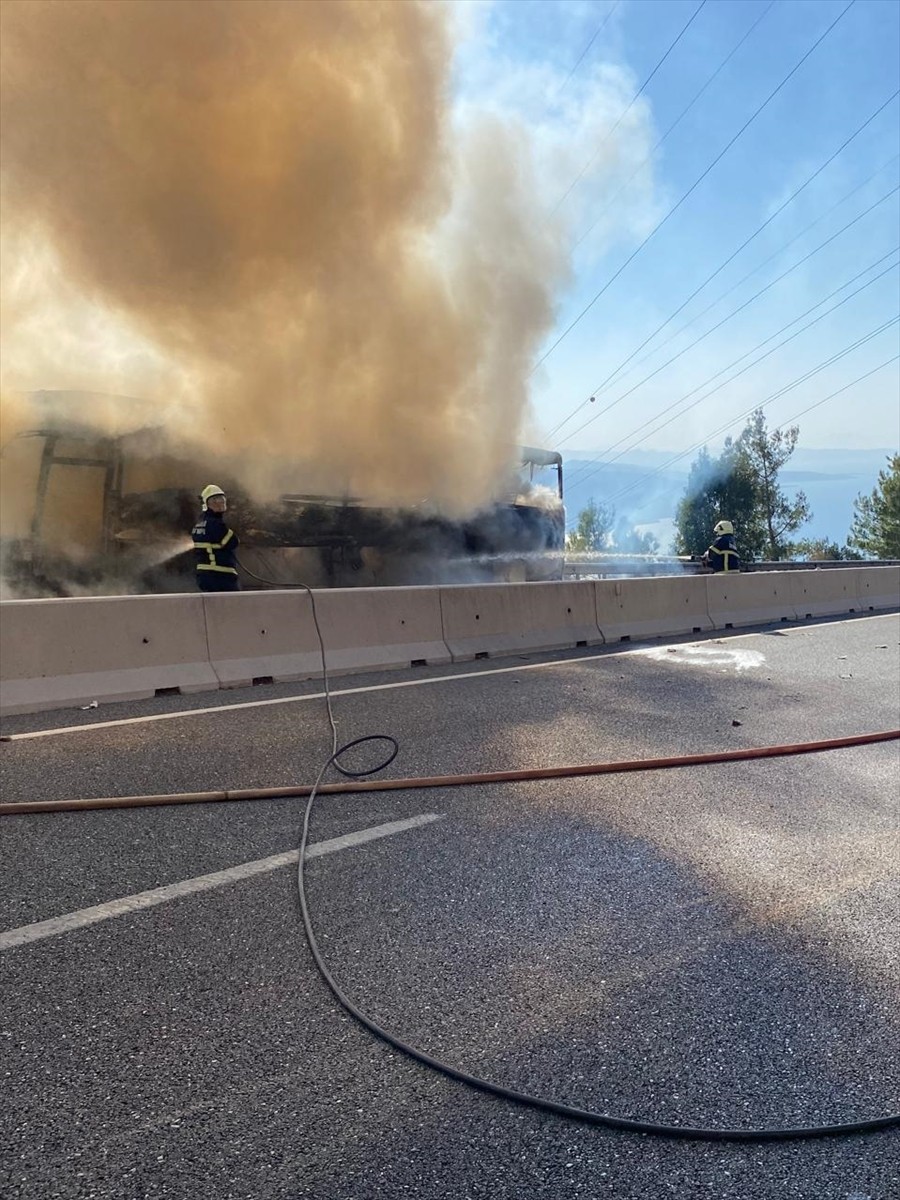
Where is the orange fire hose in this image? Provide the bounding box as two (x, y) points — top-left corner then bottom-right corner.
(4, 720), (899, 1138)
(2, 728), (897, 815)
(6, 559), (898, 1141)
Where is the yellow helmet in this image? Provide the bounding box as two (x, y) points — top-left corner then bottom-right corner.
(714, 519), (734, 536)
(200, 483), (226, 510)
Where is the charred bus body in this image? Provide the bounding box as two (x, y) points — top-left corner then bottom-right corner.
(1, 394), (564, 595)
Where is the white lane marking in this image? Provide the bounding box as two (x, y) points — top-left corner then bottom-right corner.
(1, 652), (617, 740)
(2, 612), (892, 742)
(633, 644), (766, 671)
(0, 813), (443, 951)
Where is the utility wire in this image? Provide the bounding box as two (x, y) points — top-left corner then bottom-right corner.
(553, 2), (620, 98)
(585, 254), (898, 467)
(545, 86), (898, 442)
(598, 319), (899, 511)
(776, 354), (899, 431)
(564, 265), (897, 499)
(559, 183), (899, 454)
(530, 0), (857, 378)
(581, 91), (900, 402)
(568, 149), (900, 422)
(572, 1), (776, 253)
(580, 92), (897, 403)
(546, 5), (773, 442)
(568, 350), (898, 533)
(565, 255), (898, 495)
(615, 348), (900, 519)
(552, 0), (707, 214)
(562, 183), (899, 482)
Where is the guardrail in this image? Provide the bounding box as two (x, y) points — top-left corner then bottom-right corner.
(564, 556), (701, 579)
(744, 559), (900, 571)
(564, 557), (900, 578)
(2, 566), (898, 716)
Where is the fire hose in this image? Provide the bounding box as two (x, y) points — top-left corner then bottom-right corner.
(2, 729), (897, 816)
(4, 563), (899, 1142)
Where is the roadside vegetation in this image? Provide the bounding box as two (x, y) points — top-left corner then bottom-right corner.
(568, 410), (899, 563)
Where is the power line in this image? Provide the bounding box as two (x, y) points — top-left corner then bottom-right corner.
(566, 255), (898, 493)
(775, 355), (899, 431)
(552, 0), (708, 214)
(545, 0), (776, 444)
(571, 149), (900, 419)
(558, 183), (899, 453)
(530, 0), (857, 378)
(599, 317), (899, 512)
(590, 253), (897, 464)
(581, 90), (898, 407)
(567, 352), (900, 530)
(545, 87), (899, 443)
(553, 2), (620, 99)
(572, 1), (776, 253)
(564, 258), (898, 498)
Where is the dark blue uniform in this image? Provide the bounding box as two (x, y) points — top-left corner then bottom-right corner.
(192, 512), (240, 592)
(706, 533), (741, 573)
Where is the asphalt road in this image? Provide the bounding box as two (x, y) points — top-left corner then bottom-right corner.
(1, 613), (899, 1200)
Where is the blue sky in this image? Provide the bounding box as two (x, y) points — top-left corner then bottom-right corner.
(450, 0), (900, 465)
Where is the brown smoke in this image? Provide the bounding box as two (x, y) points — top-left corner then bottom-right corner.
(1, 0), (567, 512)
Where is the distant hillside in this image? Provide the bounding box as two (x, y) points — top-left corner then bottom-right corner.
(561, 447), (896, 551)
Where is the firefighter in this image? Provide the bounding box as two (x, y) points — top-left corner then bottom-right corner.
(703, 519), (741, 573)
(192, 484), (240, 592)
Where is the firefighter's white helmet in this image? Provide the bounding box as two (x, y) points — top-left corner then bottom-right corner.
(714, 520), (734, 536)
(200, 484), (226, 510)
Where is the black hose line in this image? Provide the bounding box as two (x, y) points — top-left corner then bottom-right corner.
(297, 739), (900, 1144)
(239, 560), (900, 1141)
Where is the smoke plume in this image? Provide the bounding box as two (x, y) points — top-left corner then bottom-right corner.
(0, 0), (568, 512)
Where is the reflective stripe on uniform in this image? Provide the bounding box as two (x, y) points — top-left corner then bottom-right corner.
(194, 523), (236, 577)
(193, 529), (234, 551)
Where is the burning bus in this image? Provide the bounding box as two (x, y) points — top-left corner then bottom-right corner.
(0, 392), (564, 596)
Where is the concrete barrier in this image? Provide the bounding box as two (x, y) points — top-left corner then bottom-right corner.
(439, 581), (601, 660)
(312, 586), (451, 673)
(594, 575), (712, 642)
(203, 591), (324, 687)
(4, 568), (896, 718)
(706, 571), (797, 630)
(789, 567), (864, 620)
(0, 595), (217, 715)
(856, 564), (900, 612)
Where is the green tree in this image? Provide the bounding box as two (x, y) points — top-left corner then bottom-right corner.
(674, 447), (717, 556)
(613, 519), (660, 554)
(735, 409), (810, 559)
(674, 410), (811, 561)
(566, 500), (657, 554)
(673, 440), (757, 558)
(848, 453), (900, 558)
(566, 498), (614, 551)
(788, 538), (861, 562)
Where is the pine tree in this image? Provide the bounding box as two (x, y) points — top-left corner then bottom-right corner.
(735, 410), (810, 560)
(566, 498), (614, 551)
(674, 410), (810, 561)
(673, 440), (757, 557)
(566, 500), (658, 554)
(614, 521), (660, 554)
(848, 453), (900, 558)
